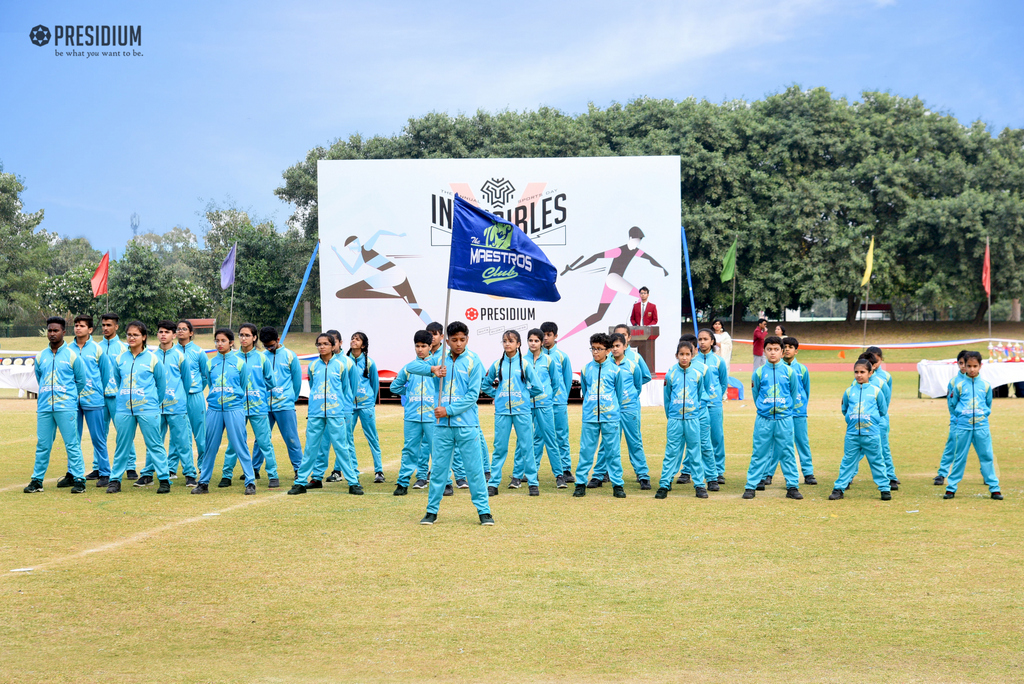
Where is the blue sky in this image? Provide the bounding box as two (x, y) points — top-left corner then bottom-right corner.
(3, 0), (1022, 255)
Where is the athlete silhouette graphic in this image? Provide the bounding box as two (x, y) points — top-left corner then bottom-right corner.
(332, 230), (433, 325)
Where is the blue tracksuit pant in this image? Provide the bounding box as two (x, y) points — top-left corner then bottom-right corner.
(141, 414), (195, 478)
(346, 408), (383, 473)
(106, 396), (136, 470)
(575, 421), (623, 487)
(488, 413), (537, 488)
(223, 415), (279, 479)
(253, 410), (303, 472)
(834, 434), (889, 492)
(707, 404), (725, 477)
(553, 404), (571, 472)
(33, 411), (85, 482)
(746, 415), (799, 490)
(451, 430), (491, 481)
(427, 426), (490, 515)
(660, 418), (701, 490)
(299, 415), (359, 487)
(761, 415), (815, 480)
(186, 392), (206, 469)
(397, 421), (433, 487)
(113, 413), (168, 482)
(936, 423), (956, 478)
(593, 410), (649, 480)
(528, 406), (561, 477)
(681, 409), (715, 481)
(77, 406), (109, 476)
(881, 417), (896, 480)
(200, 409), (253, 486)
(947, 426), (1000, 493)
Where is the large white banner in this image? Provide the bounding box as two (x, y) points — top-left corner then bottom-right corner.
(318, 157), (681, 375)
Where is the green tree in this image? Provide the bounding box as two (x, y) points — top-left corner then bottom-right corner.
(38, 264), (104, 321)
(0, 166), (47, 324)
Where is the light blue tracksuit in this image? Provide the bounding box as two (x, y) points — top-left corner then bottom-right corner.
(594, 355), (648, 480)
(297, 355), (361, 487)
(520, 351), (561, 478)
(390, 357), (437, 487)
(110, 348), (169, 482)
(73, 338), (110, 477)
(936, 373), (962, 479)
(680, 358), (717, 484)
(199, 351), (254, 487)
(31, 343), (88, 483)
(342, 352), (383, 474)
(744, 361), (801, 491)
(762, 357), (814, 479)
(410, 349), (491, 516)
(544, 343), (574, 473)
(100, 335), (136, 470)
(222, 349), (280, 481)
(485, 352), (542, 488)
(256, 345), (304, 472)
(873, 368), (897, 480)
(946, 374), (1000, 494)
(661, 361), (711, 490)
(179, 340), (210, 469)
(417, 347), (486, 480)
(575, 358), (627, 487)
(833, 380), (890, 492)
(141, 346), (195, 478)
(697, 349), (729, 478)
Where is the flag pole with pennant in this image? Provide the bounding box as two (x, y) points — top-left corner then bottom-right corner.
(221, 242), (237, 329)
(861, 236), (874, 348)
(91, 251), (110, 311)
(720, 237), (738, 338)
(983, 236), (992, 339)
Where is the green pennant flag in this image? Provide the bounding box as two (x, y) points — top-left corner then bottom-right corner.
(720, 238), (738, 283)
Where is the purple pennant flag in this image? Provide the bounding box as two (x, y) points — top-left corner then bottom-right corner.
(220, 243), (237, 290)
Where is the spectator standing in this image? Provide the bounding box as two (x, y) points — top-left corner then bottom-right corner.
(713, 319), (733, 370)
(752, 319), (768, 371)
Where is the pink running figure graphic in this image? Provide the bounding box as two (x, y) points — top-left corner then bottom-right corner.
(560, 226), (669, 339)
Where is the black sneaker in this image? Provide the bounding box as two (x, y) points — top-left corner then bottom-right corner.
(125, 470), (138, 480)
(892, 477), (901, 485)
(217, 477), (232, 488)
(562, 470), (575, 484)
(756, 479), (766, 491)
(393, 485), (408, 496)
(420, 512), (437, 525)
(107, 480), (122, 494)
(307, 479), (323, 489)
(639, 479), (652, 491)
(655, 487), (669, 499)
(528, 485), (539, 497)
(413, 479), (428, 489)
(573, 484), (586, 497)
(443, 483), (454, 496)
(555, 475), (567, 489)
(786, 488), (803, 500)
(602, 473), (611, 483)
(184, 476), (197, 487)
(24, 479), (44, 493)
(244, 483), (256, 495)
(508, 477), (522, 489)
(57, 472), (74, 488)
(96, 476), (110, 488)
(349, 485), (364, 495)
(613, 485), (626, 499)
(254, 470), (261, 480)
(268, 478), (280, 489)
(706, 481), (720, 492)
(889, 480), (900, 491)
(880, 491), (892, 501)
(191, 483), (209, 495)
(134, 475), (154, 487)
(85, 469), (100, 480)
(287, 484), (306, 495)
(157, 480), (171, 494)
(695, 487), (708, 499)
(943, 491), (955, 499)
(487, 486), (499, 496)
(455, 478), (469, 489)
(804, 475), (818, 485)
(933, 475), (945, 486)
(717, 475), (725, 485)
(485, 471), (491, 481)
(374, 472), (386, 483)
(742, 489), (755, 499)
(70, 479), (86, 493)
(586, 478), (603, 489)
(325, 470), (344, 483)
(676, 473), (691, 485)
(992, 492), (1004, 500)
(764, 475), (773, 485)
(479, 513), (495, 526)
(828, 489), (844, 500)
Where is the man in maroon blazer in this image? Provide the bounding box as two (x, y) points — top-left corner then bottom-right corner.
(630, 287), (658, 326)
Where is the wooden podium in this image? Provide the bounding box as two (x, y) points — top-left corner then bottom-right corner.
(610, 325), (659, 373)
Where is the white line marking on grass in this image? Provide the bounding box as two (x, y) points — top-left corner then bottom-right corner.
(0, 477), (59, 493)
(10, 568), (33, 572)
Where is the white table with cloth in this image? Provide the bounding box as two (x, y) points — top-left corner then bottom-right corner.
(0, 364), (38, 393)
(916, 359), (1024, 398)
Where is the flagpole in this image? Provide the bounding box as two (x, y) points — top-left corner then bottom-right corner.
(438, 287), (451, 406)
(862, 279), (870, 348)
(228, 280), (235, 330)
(730, 270), (737, 339)
(987, 236), (992, 340)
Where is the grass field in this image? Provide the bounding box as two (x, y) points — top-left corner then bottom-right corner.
(2, 368), (1022, 683)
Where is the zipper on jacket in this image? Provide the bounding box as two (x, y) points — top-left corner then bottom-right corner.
(596, 362), (602, 421)
(129, 352), (138, 416)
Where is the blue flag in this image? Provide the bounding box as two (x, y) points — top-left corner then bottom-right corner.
(220, 242), (237, 290)
(448, 195), (560, 302)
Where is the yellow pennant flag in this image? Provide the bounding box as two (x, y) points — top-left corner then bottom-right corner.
(861, 236), (874, 287)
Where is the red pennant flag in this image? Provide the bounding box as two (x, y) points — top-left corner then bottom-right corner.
(982, 241), (991, 296)
(91, 252), (109, 298)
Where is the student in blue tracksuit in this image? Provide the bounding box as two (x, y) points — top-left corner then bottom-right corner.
(220, 323), (281, 488)
(105, 321), (171, 494)
(192, 328), (257, 495)
(390, 330), (436, 495)
(70, 315), (111, 488)
(287, 334), (364, 495)
(520, 328), (564, 488)
(257, 326), (304, 477)
(934, 351), (969, 486)
(176, 320), (209, 472)
(428, 321), (479, 489)
(23, 317), (89, 494)
(676, 333), (718, 492)
(137, 321), (196, 487)
(411, 321), (493, 525)
(943, 352), (1003, 500)
(315, 330), (350, 482)
(865, 346), (899, 488)
(98, 312), (137, 479)
(742, 336), (803, 500)
(613, 323), (653, 385)
(760, 336), (816, 486)
(828, 359), (892, 500)
(572, 333), (628, 499)
(483, 330), (543, 496)
(541, 321), (574, 483)
(696, 328), (729, 485)
(589, 332), (649, 488)
(656, 340), (711, 498)
(338, 332), (384, 482)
